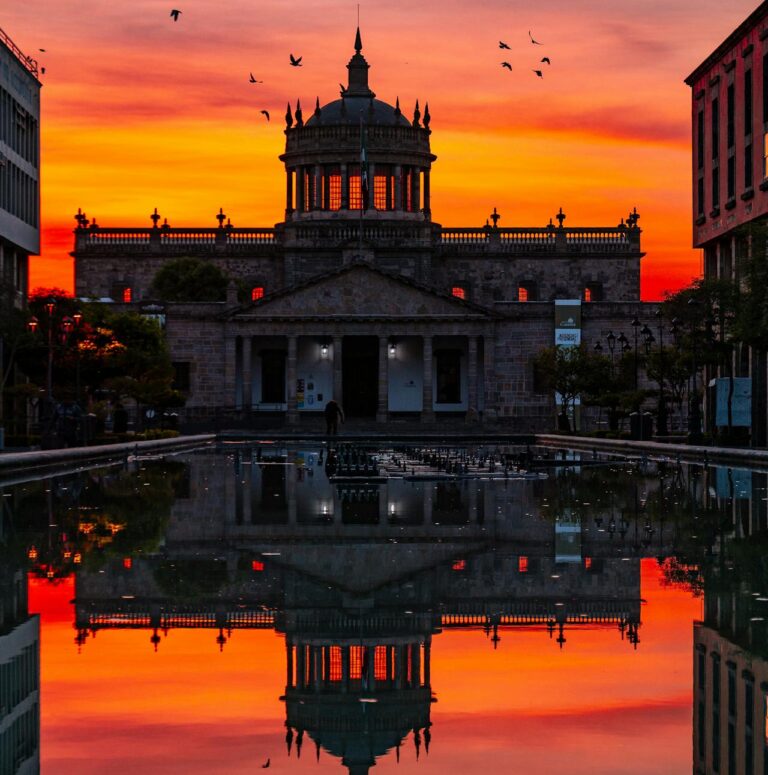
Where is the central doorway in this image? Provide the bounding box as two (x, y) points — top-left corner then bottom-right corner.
(342, 336), (378, 417)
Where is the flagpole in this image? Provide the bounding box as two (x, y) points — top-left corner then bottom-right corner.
(359, 113), (365, 257)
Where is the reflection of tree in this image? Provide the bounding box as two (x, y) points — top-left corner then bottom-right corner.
(10, 460), (186, 579)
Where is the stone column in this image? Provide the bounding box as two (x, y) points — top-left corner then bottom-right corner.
(296, 169), (304, 212)
(223, 335), (237, 411)
(341, 163), (349, 209)
(411, 643), (421, 687)
(333, 336), (343, 404)
(423, 170), (431, 218)
(341, 646), (350, 693)
(286, 170), (293, 216)
(234, 336), (243, 410)
(286, 641), (294, 687)
(412, 168), (421, 214)
(287, 336), (298, 425)
(377, 335), (388, 423)
(482, 330), (496, 419)
(314, 165), (322, 210)
(423, 638), (431, 686)
(313, 646), (322, 691)
(394, 165), (402, 211)
(296, 644), (306, 688)
(467, 335), (478, 412)
(242, 335), (252, 410)
(368, 162), (376, 210)
(422, 335), (434, 422)
(385, 167), (393, 211)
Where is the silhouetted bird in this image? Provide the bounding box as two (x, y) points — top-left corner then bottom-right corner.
(499, 41), (510, 49)
(289, 54), (303, 67)
(533, 69), (543, 77)
(249, 73), (263, 83)
(260, 110), (270, 121)
(501, 62), (512, 70)
(541, 57), (551, 64)
(41, 66), (46, 74)
(170, 9), (181, 21)
(39, 48), (46, 52)
(529, 30), (542, 44)
(261, 759), (270, 769)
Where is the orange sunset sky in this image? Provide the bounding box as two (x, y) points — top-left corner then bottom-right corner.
(6, 0), (761, 299)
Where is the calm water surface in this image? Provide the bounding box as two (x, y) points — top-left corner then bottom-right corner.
(3, 443), (767, 774)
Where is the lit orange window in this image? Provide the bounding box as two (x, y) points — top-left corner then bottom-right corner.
(518, 556), (529, 573)
(252, 560), (264, 572)
(584, 557), (592, 570)
(452, 559), (466, 571)
(518, 286), (528, 302)
(451, 286), (466, 300)
(123, 557), (132, 570)
(328, 172), (341, 210)
(122, 287), (132, 303)
(373, 174), (388, 209)
(584, 287), (592, 303)
(251, 286), (264, 301)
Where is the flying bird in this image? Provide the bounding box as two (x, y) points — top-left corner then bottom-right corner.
(39, 48), (46, 52)
(501, 62), (512, 70)
(41, 67), (46, 74)
(170, 9), (181, 21)
(529, 30), (542, 45)
(499, 41), (510, 49)
(249, 73), (263, 83)
(262, 760), (270, 769)
(541, 57), (551, 64)
(260, 110), (270, 121)
(533, 69), (543, 78)
(289, 54), (303, 67)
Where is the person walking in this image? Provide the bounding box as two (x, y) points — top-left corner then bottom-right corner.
(324, 399), (344, 435)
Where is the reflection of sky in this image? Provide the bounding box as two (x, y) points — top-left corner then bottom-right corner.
(30, 561), (700, 774)
(6, 0), (760, 299)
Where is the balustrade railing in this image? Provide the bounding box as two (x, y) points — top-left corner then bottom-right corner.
(75, 223), (637, 254)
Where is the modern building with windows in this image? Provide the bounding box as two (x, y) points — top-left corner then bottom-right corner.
(0, 27), (39, 310)
(685, 1), (768, 444)
(74, 29), (655, 429)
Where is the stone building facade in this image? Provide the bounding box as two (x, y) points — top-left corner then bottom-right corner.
(73, 30), (656, 430)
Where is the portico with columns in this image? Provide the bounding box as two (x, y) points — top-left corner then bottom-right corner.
(225, 263), (495, 424)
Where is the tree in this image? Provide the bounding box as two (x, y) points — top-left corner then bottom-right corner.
(533, 345), (605, 431)
(150, 258), (229, 302)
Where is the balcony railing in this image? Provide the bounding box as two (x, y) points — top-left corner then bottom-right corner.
(0, 27), (38, 78)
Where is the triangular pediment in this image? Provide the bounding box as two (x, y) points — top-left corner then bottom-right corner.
(231, 263), (494, 319)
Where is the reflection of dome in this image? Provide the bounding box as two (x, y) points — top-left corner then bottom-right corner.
(284, 635), (433, 774)
(305, 97), (410, 128)
(288, 693), (430, 775)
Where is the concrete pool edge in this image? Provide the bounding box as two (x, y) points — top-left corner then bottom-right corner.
(0, 434), (216, 481)
(536, 433), (768, 469)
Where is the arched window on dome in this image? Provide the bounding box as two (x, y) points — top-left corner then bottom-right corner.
(349, 164), (362, 210)
(451, 285), (466, 300)
(251, 286), (265, 301)
(327, 166), (341, 210)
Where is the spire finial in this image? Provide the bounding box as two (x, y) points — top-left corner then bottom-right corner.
(355, 26), (363, 53)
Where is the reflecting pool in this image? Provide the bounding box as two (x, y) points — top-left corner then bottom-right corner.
(3, 443), (768, 774)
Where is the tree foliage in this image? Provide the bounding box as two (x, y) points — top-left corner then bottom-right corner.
(150, 258), (229, 302)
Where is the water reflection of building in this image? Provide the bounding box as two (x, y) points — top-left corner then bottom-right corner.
(0, 552), (39, 775)
(693, 576), (768, 775)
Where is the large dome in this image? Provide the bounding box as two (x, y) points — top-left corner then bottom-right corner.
(305, 96), (411, 127)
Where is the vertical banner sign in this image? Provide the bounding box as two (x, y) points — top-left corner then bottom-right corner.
(554, 300), (582, 427)
(554, 300), (582, 346)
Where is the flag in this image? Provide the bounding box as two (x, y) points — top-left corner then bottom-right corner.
(360, 118), (369, 210)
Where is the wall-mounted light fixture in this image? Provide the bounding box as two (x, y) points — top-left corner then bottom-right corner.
(388, 340), (397, 358)
(320, 342), (329, 358)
